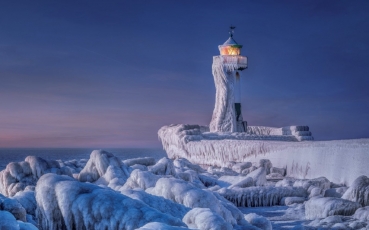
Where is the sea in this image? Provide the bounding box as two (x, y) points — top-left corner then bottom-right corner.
(0, 148), (167, 170)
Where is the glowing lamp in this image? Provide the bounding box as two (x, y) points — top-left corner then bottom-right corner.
(218, 37), (243, 56)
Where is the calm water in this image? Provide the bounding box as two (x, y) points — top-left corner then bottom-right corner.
(0, 148), (167, 170)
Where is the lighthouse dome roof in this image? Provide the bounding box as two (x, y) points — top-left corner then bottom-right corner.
(223, 37), (238, 45)
(220, 37), (243, 48)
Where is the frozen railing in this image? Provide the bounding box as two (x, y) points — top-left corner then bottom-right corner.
(213, 55), (248, 71)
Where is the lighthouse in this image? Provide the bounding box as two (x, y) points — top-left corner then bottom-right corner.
(210, 26), (248, 133)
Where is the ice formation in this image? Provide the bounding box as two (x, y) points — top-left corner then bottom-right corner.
(0, 156), (77, 197)
(123, 157), (156, 167)
(280, 196), (306, 205)
(217, 186), (307, 207)
(122, 169), (160, 190)
(209, 56), (238, 133)
(0, 193), (27, 221)
(147, 177), (246, 226)
(136, 222), (188, 230)
(158, 124), (369, 185)
(244, 213), (272, 230)
(78, 149), (131, 189)
(353, 206), (369, 221)
(342, 175), (369, 206)
(120, 189), (190, 219)
(2, 148), (369, 229)
(35, 173), (185, 230)
(149, 157), (176, 176)
(182, 208), (233, 230)
(305, 196), (361, 219)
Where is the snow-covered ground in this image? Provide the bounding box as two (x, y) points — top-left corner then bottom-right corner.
(1, 149), (369, 229)
(158, 124), (369, 186)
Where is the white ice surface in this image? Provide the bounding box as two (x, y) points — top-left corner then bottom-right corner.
(0, 193), (27, 221)
(244, 213), (272, 230)
(120, 189), (190, 220)
(122, 169), (160, 190)
(35, 173), (185, 230)
(159, 124), (369, 185)
(147, 177), (247, 226)
(305, 196), (361, 219)
(217, 186), (307, 207)
(123, 157), (156, 167)
(77, 149), (131, 190)
(209, 56), (237, 132)
(342, 175), (369, 206)
(182, 208), (232, 230)
(0, 156), (74, 197)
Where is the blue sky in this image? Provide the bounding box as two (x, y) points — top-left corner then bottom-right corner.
(0, 0), (368, 147)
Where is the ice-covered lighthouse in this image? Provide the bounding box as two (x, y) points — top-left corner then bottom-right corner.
(210, 26), (248, 133)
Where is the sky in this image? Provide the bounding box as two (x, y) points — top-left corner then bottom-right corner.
(0, 0), (368, 148)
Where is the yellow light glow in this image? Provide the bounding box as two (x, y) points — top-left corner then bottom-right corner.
(220, 46), (240, 56)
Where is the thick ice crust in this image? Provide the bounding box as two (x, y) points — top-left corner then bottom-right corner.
(305, 196), (361, 219)
(217, 186), (307, 207)
(159, 124), (369, 185)
(35, 174), (185, 230)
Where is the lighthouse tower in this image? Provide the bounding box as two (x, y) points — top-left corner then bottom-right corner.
(210, 27), (248, 133)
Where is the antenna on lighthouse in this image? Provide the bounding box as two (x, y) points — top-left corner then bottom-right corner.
(229, 25), (236, 37)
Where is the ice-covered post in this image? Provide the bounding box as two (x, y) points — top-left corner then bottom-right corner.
(210, 26), (248, 132)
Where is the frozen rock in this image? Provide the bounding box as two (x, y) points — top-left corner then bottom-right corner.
(258, 159), (272, 175)
(149, 157), (176, 176)
(182, 208), (232, 230)
(123, 157), (156, 167)
(173, 158), (205, 174)
(122, 169), (160, 190)
(217, 186), (307, 207)
(331, 223), (347, 229)
(308, 186), (322, 198)
(217, 175), (248, 187)
(147, 177), (247, 226)
(348, 221), (366, 229)
(232, 162), (252, 173)
(228, 177), (254, 189)
(293, 177), (330, 194)
(0, 210), (19, 230)
(321, 215), (343, 224)
(305, 196), (361, 219)
(198, 173), (218, 187)
(281, 197), (306, 205)
(353, 206), (369, 221)
(208, 166), (238, 177)
(276, 177), (296, 187)
(266, 173), (284, 180)
(270, 167), (286, 176)
(0, 156), (71, 197)
(246, 167), (267, 186)
(12, 191), (36, 216)
(78, 150), (130, 189)
(36, 173), (185, 230)
(324, 187), (348, 198)
(0, 193), (26, 221)
(244, 213), (272, 230)
(130, 164), (148, 171)
(120, 189), (190, 219)
(241, 166), (257, 175)
(136, 222), (188, 230)
(342, 175), (369, 206)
